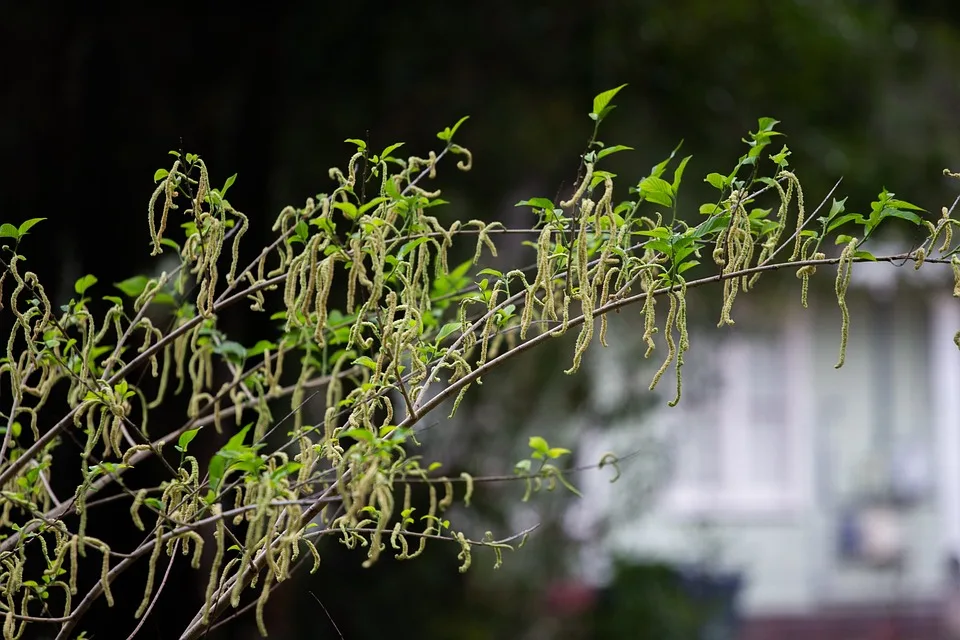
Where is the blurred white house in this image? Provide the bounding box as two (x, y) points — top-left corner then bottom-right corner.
(571, 254), (960, 637)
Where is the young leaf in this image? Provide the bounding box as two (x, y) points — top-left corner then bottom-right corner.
(224, 424), (252, 451)
(17, 218), (46, 236)
(352, 356), (377, 370)
(245, 340), (276, 358)
(671, 156), (692, 193)
(436, 322), (460, 342)
(212, 341), (247, 363)
(515, 197), (556, 211)
(115, 276), (150, 298)
(74, 275), (98, 296)
(591, 84), (628, 119)
(177, 428), (202, 454)
(639, 176), (674, 207)
(705, 173), (727, 191)
(378, 143), (405, 161)
(437, 116), (471, 142)
(881, 208), (923, 226)
(528, 436), (549, 454)
(596, 145), (634, 161)
(333, 202), (358, 220)
(448, 116), (470, 139)
(0, 223), (20, 240)
(338, 428), (375, 443)
(221, 173), (237, 197)
(826, 213), (865, 234)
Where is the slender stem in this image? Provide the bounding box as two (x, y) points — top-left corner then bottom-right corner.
(124, 539), (179, 640)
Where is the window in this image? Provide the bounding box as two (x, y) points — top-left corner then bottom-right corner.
(661, 310), (812, 517)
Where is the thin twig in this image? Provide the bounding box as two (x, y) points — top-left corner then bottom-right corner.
(125, 539), (179, 640)
(309, 591), (345, 640)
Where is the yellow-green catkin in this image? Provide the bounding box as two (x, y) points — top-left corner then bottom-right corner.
(952, 256), (960, 298)
(640, 268), (658, 357)
(834, 238), (857, 369)
(649, 287), (680, 395)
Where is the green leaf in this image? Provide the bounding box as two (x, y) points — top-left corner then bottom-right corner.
(18, 218), (46, 236)
(547, 447), (571, 459)
(0, 223), (20, 240)
(245, 340), (276, 358)
(705, 173), (727, 191)
(358, 196), (389, 216)
(590, 170), (617, 191)
(271, 462), (302, 481)
(338, 428), (375, 443)
(699, 203), (720, 215)
(829, 197), (847, 218)
(377, 142), (405, 161)
(591, 84), (628, 118)
(448, 116), (470, 139)
(854, 251), (877, 261)
(74, 275), (97, 295)
(528, 436), (549, 454)
(114, 276), (149, 298)
(212, 340), (247, 363)
(885, 198), (924, 212)
(678, 260), (700, 274)
(515, 197), (556, 211)
(436, 322), (460, 342)
(221, 174), (237, 197)
(352, 356), (377, 370)
(207, 456), (225, 493)
(153, 168), (169, 182)
(756, 117), (780, 133)
(397, 237), (429, 259)
(826, 213), (865, 234)
(225, 424), (252, 451)
(295, 220), (309, 242)
(671, 156), (692, 193)
(639, 176), (674, 207)
(437, 116), (471, 142)
(596, 145), (634, 161)
(344, 138), (367, 150)
(152, 291), (177, 306)
(333, 202), (358, 220)
(881, 208), (923, 226)
(177, 428), (201, 453)
(770, 145), (791, 166)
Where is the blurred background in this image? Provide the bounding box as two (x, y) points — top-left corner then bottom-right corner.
(4, 1), (960, 638)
